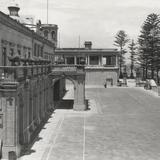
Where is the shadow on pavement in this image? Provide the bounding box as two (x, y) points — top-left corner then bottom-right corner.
(55, 99), (89, 110)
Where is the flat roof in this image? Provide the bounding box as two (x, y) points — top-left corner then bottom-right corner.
(55, 48), (119, 55)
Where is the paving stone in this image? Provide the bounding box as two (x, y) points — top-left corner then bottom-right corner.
(20, 87), (160, 160)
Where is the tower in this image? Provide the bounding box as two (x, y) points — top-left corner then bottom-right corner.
(40, 24), (58, 48)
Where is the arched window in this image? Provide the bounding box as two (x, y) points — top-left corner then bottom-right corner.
(44, 30), (49, 38)
(2, 47), (7, 66)
(51, 31), (56, 40)
(10, 48), (14, 56)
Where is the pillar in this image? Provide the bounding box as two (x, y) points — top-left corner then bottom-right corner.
(44, 78), (47, 117)
(85, 56), (87, 65)
(99, 55), (102, 66)
(49, 79), (54, 110)
(0, 82), (21, 159)
(29, 81), (35, 132)
(74, 56), (77, 65)
(36, 80), (40, 125)
(24, 80), (31, 144)
(41, 77), (45, 120)
(87, 55), (90, 65)
(39, 81), (42, 120)
(64, 57), (67, 64)
(73, 75), (86, 111)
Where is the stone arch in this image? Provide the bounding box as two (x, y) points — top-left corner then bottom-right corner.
(51, 75), (76, 87)
(51, 30), (56, 40)
(50, 74), (86, 111)
(51, 75), (76, 103)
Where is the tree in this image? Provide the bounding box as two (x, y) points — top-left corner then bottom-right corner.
(138, 13), (160, 80)
(128, 39), (137, 78)
(114, 30), (129, 78)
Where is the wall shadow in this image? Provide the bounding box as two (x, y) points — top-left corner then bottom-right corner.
(55, 99), (89, 110)
(20, 99), (89, 158)
(55, 99), (74, 109)
(20, 111), (54, 157)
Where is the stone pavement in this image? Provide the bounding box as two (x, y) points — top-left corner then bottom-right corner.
(20, 87), (160, 160)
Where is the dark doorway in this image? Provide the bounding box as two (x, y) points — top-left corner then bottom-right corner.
(53, 80), (60, 101)
(55, 99), (74, 109)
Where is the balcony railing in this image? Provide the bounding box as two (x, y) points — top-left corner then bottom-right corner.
(0, 65), (51, 82)
(0, 64), (85, 82)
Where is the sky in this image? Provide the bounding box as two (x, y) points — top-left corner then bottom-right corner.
(0, 0), (160, 48)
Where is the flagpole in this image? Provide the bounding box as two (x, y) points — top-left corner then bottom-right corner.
(47, 0), (48, 24)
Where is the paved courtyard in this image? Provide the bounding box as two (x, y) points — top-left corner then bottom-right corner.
(20, 86), (160, 160)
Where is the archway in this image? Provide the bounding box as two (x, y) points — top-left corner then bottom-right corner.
(50, 74), (86, 111)
(53, 80), (60, 101)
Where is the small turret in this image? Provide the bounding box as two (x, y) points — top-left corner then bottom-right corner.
(40, 24), (58, 48)
(8, 0), (20, 17)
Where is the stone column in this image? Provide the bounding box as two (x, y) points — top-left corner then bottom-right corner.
(24, 81), (31, 144)
(0, 82), (21, 159)
(74, 56), (77, 65)
(44, 79), (47, 117)
(73, 75), (86, 111)
(39, 87), (42, 120)
(41, 77), (45, 120)
(87, 55), (90, 65)
(64, 57), (67, 64)
(36, 80), (40, 125)
(85, 56), (87, 65)
(39, 79), (43, 120)
(30, 82), (35, 131)
(49, 79), (53, 110)
(99, 56), (102, 66)
(42, 79), (45, 119)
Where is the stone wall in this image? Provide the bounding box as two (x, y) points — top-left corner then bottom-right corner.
(0, 65), (66, 159)
(85, 67), (119, 86)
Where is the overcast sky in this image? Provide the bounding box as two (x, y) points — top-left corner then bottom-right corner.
(1, 0), (160, 48)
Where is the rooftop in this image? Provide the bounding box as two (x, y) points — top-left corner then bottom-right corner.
(56, 48), (118, 51)
(55, 48), (119, 55)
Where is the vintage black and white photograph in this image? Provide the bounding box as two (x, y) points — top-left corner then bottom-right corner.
(0, 0), (160, 159)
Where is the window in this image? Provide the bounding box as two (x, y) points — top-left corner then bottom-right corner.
(10, 48), (14, 56)
(2, 47), (7, 66)
(41, 47), (43, 57)
(51, 31), (56, 40)
(66, 57), (74, 64)
(18, 50), (21, 56)
(34, 44), (36, 56)
(28, 52), (31, 58)
(44, 30), (49, 39)
(106, 56), (112, 65)
(76, 57), (85, 65)
(37, 45), (40, 57)
(90, 56), (99, 65)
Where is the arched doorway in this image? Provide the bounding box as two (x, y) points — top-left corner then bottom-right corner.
(53, 80), (60, 101)
(50, 74), (86, 111)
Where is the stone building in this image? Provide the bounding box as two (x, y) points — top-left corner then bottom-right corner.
(0, 1), (58, 66)
(0, 3), (67, 158)
(55, 41), (120, 86)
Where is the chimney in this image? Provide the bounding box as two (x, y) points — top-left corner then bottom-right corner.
(84, 41), (92, 49)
